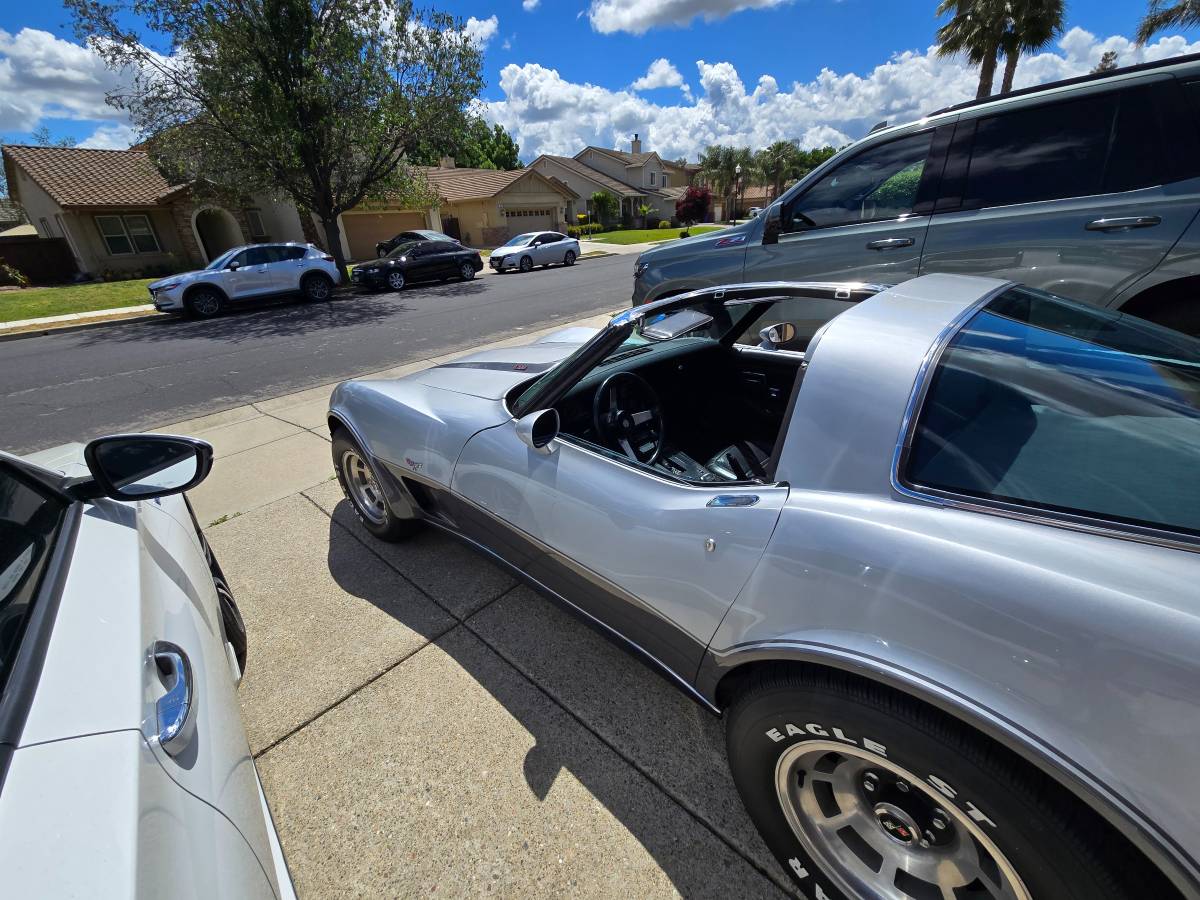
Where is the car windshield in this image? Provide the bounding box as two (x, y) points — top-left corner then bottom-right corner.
(386, 241), (421, 258)
(206, 248), (238, 270)
(500, 233), (537, 248)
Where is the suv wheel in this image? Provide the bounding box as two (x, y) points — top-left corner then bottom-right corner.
(184, 287), (223, 319)
(727, 668), (1141, 900)
(519, 255), (533, 273)
(301, 272), (333, 302)
(331, 430), (421, 541)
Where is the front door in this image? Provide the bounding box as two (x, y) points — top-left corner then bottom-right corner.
(452, 427), (788, 680)
(225, 247), (275, 299)
(743, 128), (945, 286)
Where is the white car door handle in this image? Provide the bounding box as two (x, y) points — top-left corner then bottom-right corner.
(1085, 216), (1162, 231)
(154, 642), (196, 757)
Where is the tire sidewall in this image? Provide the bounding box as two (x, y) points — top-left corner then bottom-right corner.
(186, 288), (222, 318)
(303, 273), (332, 301)
(520, 255), (532, 272)
(564, 250), (576, 266)
(330, 433), (419, 540)
(388, 271), (405, 291)
(461, 263), (475, 280)
(727, 684), (1111, 900)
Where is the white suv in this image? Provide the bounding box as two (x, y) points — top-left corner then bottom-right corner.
(148, 242), (341, 318)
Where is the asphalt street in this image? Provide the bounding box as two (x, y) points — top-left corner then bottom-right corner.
(0, 255), (632, 454)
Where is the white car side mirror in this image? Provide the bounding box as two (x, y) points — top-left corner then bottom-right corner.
(515, 409), (559, 455)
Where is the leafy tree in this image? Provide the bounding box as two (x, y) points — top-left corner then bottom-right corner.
(1092, 50), (1120, 72)
(936, 0), (1008, 99)
(1137, 0), (1200, 42)
(755, 140), (803, 202)
(999, 0), (1064, 94)
(675, 185), (711, 225)
(67, 0), (484, 278)
(417, 118), (523, 170)
(590, 190), (618, 224)
(637, 202), (653, 226)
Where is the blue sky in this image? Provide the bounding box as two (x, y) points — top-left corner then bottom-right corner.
(1, 0), (1198, 160)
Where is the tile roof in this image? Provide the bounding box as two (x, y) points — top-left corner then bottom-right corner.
(583, 146), (657, 167)
(536, 155), (643, 198)
(418, 166), (576, 203)
(2, 145), (181, 207)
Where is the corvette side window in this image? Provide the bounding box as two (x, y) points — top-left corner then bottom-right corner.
(905, 286), (1200, 536)
(733, 297), (859, 351)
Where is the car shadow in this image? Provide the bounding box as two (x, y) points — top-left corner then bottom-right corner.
(316, 496), (789, 898)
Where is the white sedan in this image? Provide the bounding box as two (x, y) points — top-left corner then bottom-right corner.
(0, 435), (294, 899)
(489, 231), (580, 273)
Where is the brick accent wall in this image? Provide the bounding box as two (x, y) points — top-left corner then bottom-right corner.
(168, 201), (206, 268)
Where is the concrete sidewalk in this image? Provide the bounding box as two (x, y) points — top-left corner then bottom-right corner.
(184, 314), (794, 898)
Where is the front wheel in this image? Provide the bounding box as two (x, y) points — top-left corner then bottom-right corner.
(331, 430), (421, 541)
(459, 261), (475, 280)
(563, 249), (576, 266)
(386, 270), (406, 291)
(727, 669), (1141, 900)
(519, 255), (533, 273)
(301, 273), (333, 302)
(184, 287), (223, 319)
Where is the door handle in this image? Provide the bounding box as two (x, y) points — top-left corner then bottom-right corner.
(153, 642), (195, 757)
(865, 237), (915, 250)
(708, 494), (760, 507)
(1085, 216), (1162, 232)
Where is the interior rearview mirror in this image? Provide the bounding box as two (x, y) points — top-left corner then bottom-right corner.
(758, 322), (797, 350)
(762, 202), (781, 246)
(81, 434), (214, 501)
(515, 409), (559, 455)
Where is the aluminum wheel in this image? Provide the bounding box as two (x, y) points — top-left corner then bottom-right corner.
(387, 270), (406, 290)
(340, 449), (387, 525)
(188, 290), (221, 317)
(303, 274), (331, 300)
(775, 741), (1030, 900)
(519, 255), (533, 272)
(460, 262), (475, 280)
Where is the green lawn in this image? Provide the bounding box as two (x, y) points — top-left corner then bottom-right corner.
(585, 225), (725, 246)
(0, 278), (156, 324)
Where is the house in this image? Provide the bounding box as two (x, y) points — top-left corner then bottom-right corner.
(0, 198), (27, 231)
(529, 135), (701, 225)
(1, 144), (310, 276)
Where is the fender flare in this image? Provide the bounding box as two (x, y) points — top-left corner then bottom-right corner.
(700, 640), (1200, 898)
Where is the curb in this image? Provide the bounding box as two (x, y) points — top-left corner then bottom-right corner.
(0, 309), (168, 342)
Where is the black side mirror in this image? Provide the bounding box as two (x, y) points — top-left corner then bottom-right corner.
(228, 261), (241, 271)
(762, 203), (781, 246)
(79, 434), (213, 501)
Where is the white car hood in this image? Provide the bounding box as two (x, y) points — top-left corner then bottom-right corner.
(148, 269), (206, 290)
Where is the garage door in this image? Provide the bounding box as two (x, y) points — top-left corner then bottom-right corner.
(504, 208), (554, 236)
(342, 211), (427, 260)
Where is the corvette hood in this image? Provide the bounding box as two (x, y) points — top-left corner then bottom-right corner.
(413, 327), (599, 399)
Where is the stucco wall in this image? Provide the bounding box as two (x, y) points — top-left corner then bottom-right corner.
(249, 194), (307, 243)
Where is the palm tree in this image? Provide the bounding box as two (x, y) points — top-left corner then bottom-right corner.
(755, 140), (801, 202)
(936, 0), (1009, 100)
(699, 145), (738, 221)
(999, 0), (1064, 94)
(1137, 0), (1200, 42)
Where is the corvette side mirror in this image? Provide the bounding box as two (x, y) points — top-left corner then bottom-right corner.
(515, 409), (559, 455)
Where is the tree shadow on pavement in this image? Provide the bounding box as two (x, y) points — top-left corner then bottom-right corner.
(313, 492), (790, 898)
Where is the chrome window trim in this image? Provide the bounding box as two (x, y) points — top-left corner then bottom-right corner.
(889, 283), (1200, 554)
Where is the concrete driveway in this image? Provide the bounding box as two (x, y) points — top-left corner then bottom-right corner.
(159, 315), (793, 898)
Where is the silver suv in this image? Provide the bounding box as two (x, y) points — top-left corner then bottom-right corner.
(148, 242), (341, 318)
(634, 52), (1200, 334)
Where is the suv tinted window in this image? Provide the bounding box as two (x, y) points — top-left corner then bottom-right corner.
(0, 465), (66, 696)
(905, 286), (1200, 536)
(280, 246), (307, 261)
(784, 131), (933, 232)
(963, 87), (1165, 208)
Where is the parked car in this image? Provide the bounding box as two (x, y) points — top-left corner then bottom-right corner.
(0, 434), (294, 898)
(148, 242), (339, 319)
(351, 240), (483, 291)
(328, 275), (1200, 900)
(374, 228), (456, 259)
(633, 52), (1200, 336)
(747, 206), (763, 217)
(489, 231), (580, 273)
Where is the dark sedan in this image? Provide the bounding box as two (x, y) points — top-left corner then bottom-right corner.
(374, 229), (455, 259)
(351, 240), (483, 291)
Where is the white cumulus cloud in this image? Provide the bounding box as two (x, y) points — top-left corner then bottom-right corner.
(522, 0), (540, 10)
(588, 0), (792, 35)
(485, 29), (1200, 163)
(77, 122), (141, 149)
(630, 58), (685, 91)
(463, 15), (499, 48)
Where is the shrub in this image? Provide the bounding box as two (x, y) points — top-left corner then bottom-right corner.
(680, 230), (690, 238)
(567, 223), (604, 238)
(657, 220), (672, 229)
(0, 262), (29, 288)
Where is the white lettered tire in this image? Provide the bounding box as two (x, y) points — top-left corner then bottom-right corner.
(725, 668), (1162, 900)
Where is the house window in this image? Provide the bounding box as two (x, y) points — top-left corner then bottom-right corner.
(662, 174), (669, 188)
(95, 214), (162, 255)
(246, 209), (268, 240)
(649, 171), (656, 186)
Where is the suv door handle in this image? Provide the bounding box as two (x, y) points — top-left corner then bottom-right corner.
(1085, 216), (1162, 232)
(153, 642), (195, 757)
(865, 237), (915, 250)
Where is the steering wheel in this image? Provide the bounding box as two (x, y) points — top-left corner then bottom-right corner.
(592, 371), (664, 465)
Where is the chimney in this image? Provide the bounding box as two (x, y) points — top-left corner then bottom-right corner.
(439, 156), (456, 169)
(630, 133), (641, 155)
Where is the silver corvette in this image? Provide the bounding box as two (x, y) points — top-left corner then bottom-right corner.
(328, 274), (1200, 900)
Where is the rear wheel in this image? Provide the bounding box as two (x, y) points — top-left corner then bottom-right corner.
(727, 668), (1145, 900)
(519, 255), (533, 273)
(331, 430), (421, 541)
(564, 249), (576, 266)
(184, 287), (223, 319)
(301, 272), (333, 302)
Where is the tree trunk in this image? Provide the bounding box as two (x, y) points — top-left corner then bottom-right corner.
(1000, 49), (1019, 94)
(976, 46), (999, 99)
(320, 215), (349, 282)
